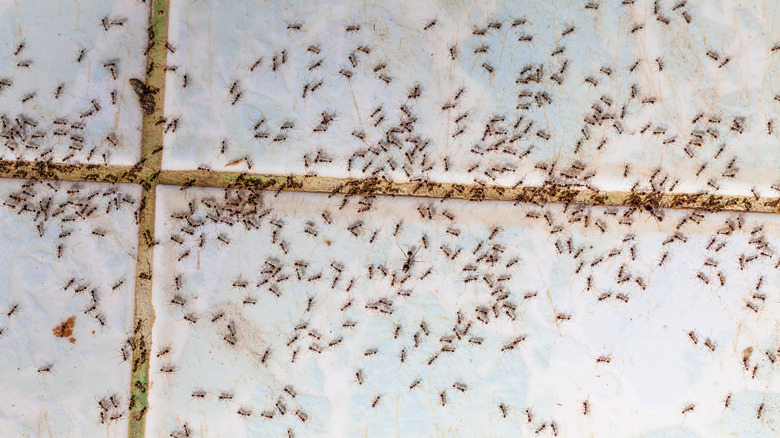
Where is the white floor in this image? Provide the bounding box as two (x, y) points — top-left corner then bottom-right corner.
(164, 0), (780, 197)
(0, 179), (139, 437)
(0, 0), (147, 165)
(149, 184), (779, 437)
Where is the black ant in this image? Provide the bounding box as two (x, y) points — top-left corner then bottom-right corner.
(401, 245), (420, 273)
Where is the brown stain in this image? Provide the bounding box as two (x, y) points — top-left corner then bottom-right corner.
(37, 410), (54, 438)
(52, 316), (76, 340)
(113, 94), (122, 136)
(349, 81), (363, 129)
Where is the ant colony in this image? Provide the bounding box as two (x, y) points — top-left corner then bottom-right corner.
(149, 186), (780, 437)
(151, 0), (779, 435)
(165, 0), (779, 199)
(0, 1), (147, 167)
(0, 0), (148, 435)
(0, 0), (779, 437)
(0, 179), (140, 435)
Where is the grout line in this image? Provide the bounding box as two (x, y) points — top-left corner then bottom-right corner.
(0, 161), (137, 184)
(158, 170), (780, 214)
(2, 160), (779, 215)
(128, 0), (169, 436)
(128, 184), (157, 438)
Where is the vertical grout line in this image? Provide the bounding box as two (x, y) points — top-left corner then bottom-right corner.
(128, 185), (157, 437)
(128, 0), (169, 436)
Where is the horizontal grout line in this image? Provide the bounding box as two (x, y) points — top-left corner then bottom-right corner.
(1, 160), (778, 214)
(159, 169), (780, 215)
(0, 160), (138, 184)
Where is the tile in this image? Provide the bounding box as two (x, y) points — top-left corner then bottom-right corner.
(0, 0), (149, 165)
(0, 179), (140, 436)
(148, 185), (779, 437)
(163, 0), (780, 196)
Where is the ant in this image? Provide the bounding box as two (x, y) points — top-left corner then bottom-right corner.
(400, 245), (420, 273)
(6, 303), (20, 318)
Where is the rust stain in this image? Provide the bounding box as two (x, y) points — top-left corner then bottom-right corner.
(52, 316), (75, 339)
